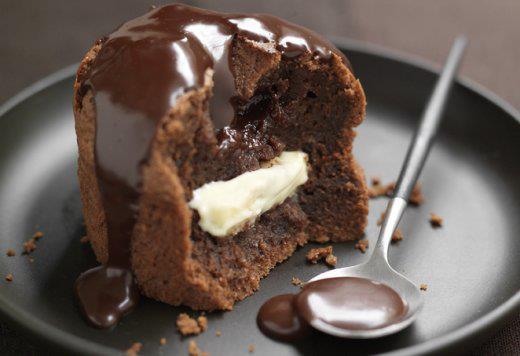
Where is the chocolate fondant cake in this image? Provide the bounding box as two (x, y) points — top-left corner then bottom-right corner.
(73, 3), (368, 327)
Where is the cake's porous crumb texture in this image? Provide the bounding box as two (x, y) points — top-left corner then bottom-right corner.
(248, 344), (255, 353)
(159, 338), (167, 346)
(6, 249), (15, 257)
(5, 273), (13, 282)
(314, 235), (330, 244)
(420, 284), (428, 291)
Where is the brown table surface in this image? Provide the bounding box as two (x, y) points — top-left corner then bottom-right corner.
(1, 1), (518, 354)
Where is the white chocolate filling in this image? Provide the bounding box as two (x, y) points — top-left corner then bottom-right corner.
(188, 151), (308, 237)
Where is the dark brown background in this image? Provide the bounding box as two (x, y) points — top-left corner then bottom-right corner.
(0, 1), (518, 354)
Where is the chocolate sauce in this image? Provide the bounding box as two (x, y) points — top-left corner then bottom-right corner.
(75, 4), (346, 328)
(257, 294), (311, 341)
(74, 266), (139, 329)
(296, 277), (408, 331)
(257, 277), (408, 340)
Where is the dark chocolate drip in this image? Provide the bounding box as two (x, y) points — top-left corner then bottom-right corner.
(257, 277), (408, 340)
(75, 3), (348, 328)
(257, 294), (312, 342)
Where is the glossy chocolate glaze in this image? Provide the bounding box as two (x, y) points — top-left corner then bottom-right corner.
(257, 277), (408, 339)
(75, 3), (346, 328)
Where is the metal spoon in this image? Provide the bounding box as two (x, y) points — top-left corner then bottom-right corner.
(303, 36), (467, 338)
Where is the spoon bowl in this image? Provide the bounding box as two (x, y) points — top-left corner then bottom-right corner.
(306, 257), (423, 338)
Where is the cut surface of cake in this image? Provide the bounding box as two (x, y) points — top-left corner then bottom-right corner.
(73, 3), (368, 328)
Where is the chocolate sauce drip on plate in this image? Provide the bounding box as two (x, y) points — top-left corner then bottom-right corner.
(75, 4), (346, 328)
(257, 294), (311, 341)
(257, 277), (408, 340)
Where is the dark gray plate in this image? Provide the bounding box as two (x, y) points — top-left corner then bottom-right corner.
(0, 40), (518, 356)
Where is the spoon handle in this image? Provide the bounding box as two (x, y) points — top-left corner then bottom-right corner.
(374, 37), (467, 261)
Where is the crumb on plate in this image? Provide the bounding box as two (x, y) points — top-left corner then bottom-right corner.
(429, 213), (443, 228)
(306, 246), (337, 267)
(354, 239), (369, 253)
(391, 228), (403, 243)
(125, 342), (142, 356)
(291, 277), (303, 287)
(368, 180), (424, 206)
(177, 313), (207, 336)
(188, 340), (209, 356)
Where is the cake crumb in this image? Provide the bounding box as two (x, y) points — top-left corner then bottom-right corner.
(376, 212), (386, 226)
(125, 342), (142, 356)
(367, 183), (390, 198)
(325, 254), (337, 267)
(314, 235), (330, 244)
(306, 246), (337, 267)
(215, 329), (221, 337)
(188, 340), (208, 356)
(32, 231), (44, 240)
(248, 344), (255, 353)
(420, 284), (428, 291)
(371, 176), (381, 186)
(391, 228), (403, 243)
(22, 238), (37, 254)
(159, 338), (167, 346)
(197, 315), (208, 332)
(368, 180), (423, 206)
(429, 213), (443, 228)
(6, 249), (15, 257)
(80, 235), (89, 244)
(409, 184), (424, 206)
(354, 239), (369, 253)
(177, 313), (207, 336)
(291, 277), (303, 287)
(5, 273), (13, 282)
